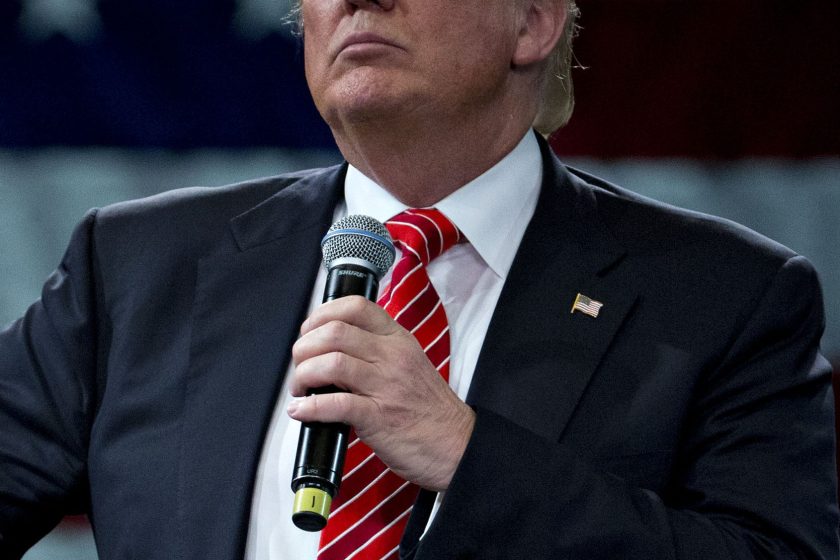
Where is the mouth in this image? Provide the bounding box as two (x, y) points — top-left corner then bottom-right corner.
(336, 32), (403, 59)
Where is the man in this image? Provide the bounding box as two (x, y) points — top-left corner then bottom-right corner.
(0, 0), (836, 558)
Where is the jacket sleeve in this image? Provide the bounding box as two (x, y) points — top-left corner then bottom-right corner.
(416, 255), (838, 559)
(0, 209), (103, 558)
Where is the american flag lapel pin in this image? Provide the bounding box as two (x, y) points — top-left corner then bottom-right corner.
(571, 293), (604, 318)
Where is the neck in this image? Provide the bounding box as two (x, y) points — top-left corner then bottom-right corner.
(332, 107), (536, 208)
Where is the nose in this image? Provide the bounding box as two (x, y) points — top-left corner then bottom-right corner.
(346, 0), (395, 11)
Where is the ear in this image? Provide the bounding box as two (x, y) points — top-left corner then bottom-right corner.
(512, 0), (568, 67)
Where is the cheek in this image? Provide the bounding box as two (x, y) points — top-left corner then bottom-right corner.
(301, 5), (330, 62)
(302, 30), (330, 90)
(302, 44), (321, 95)
(428, 37), (508, 89)
(426, 14), (514, 72)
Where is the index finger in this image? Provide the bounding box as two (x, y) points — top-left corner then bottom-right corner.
(300, 295), (398, 337)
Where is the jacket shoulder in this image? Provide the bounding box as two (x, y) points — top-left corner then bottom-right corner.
(101, 166), (337, 229)
(560, 163), (822, 342)
(76, 164), (343, 289)
(91, 165), (342, 255)
(566, 165), (799, 267)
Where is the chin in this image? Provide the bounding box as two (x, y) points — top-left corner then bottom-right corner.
(324, 66), (425, 121)
(326, 91), (410, 126)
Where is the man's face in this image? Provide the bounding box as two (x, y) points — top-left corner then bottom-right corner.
(301, 0), (522, 131)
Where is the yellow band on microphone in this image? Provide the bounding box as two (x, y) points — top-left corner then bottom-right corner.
(292, 487), (333, 532)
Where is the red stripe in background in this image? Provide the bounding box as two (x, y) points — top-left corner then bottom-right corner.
(551, 1), (839, 158)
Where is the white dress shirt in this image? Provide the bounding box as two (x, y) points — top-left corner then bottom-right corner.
(244, 130), (542, 559)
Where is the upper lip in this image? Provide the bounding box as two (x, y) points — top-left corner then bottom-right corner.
(336, 32), (402, 56)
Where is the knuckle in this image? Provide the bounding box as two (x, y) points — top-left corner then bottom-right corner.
(328, 351), (347, 373)
(291, 338), (305, 363)
(327, 392), (346, 414)
(322, 320), (347, 343)
(314, 392), (348, 422)
(290, 372), (309, 397)
(345, 295), (368, 314)
(307, 394), (321, 415)
(288, 383), (303, 398)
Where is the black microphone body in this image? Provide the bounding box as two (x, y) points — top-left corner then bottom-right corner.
(291, 216), (395, 532)
(291, 264), (379, 530)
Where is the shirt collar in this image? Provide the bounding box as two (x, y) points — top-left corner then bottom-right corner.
(344, 130), (542, 280)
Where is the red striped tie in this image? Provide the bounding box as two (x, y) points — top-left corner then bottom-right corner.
(317, 208), (461, 560)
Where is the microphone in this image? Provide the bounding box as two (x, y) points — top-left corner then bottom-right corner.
(291, 215), (396, 532)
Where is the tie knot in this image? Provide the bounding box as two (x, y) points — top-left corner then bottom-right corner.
(385, 208), (461, 266)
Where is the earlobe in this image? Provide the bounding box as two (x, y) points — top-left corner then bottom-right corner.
(511, 0), (568, 67)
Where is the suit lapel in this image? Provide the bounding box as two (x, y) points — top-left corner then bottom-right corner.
(466, 145), (638, 443)
(402, 143), (639, 558)
(177, 166), (344, 559)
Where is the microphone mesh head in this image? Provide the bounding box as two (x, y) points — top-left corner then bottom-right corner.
(321, 215), (395, 279)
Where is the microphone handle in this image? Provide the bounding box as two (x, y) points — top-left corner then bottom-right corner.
(291, 263), (379, 531)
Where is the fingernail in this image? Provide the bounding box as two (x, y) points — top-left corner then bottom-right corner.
(287, 400), (300, 415)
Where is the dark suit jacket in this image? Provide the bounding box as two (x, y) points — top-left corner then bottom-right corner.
(1, 139), (837, 559)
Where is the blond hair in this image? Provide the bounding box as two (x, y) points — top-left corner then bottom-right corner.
(534, 0), (580, 134)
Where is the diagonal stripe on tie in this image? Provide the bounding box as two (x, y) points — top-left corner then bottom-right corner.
(319, 482), (417, 560)
(327, 469), (406, 535)
(317, 208), (461, 560)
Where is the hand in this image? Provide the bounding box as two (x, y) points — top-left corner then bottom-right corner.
(287, 295), (475, 492)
